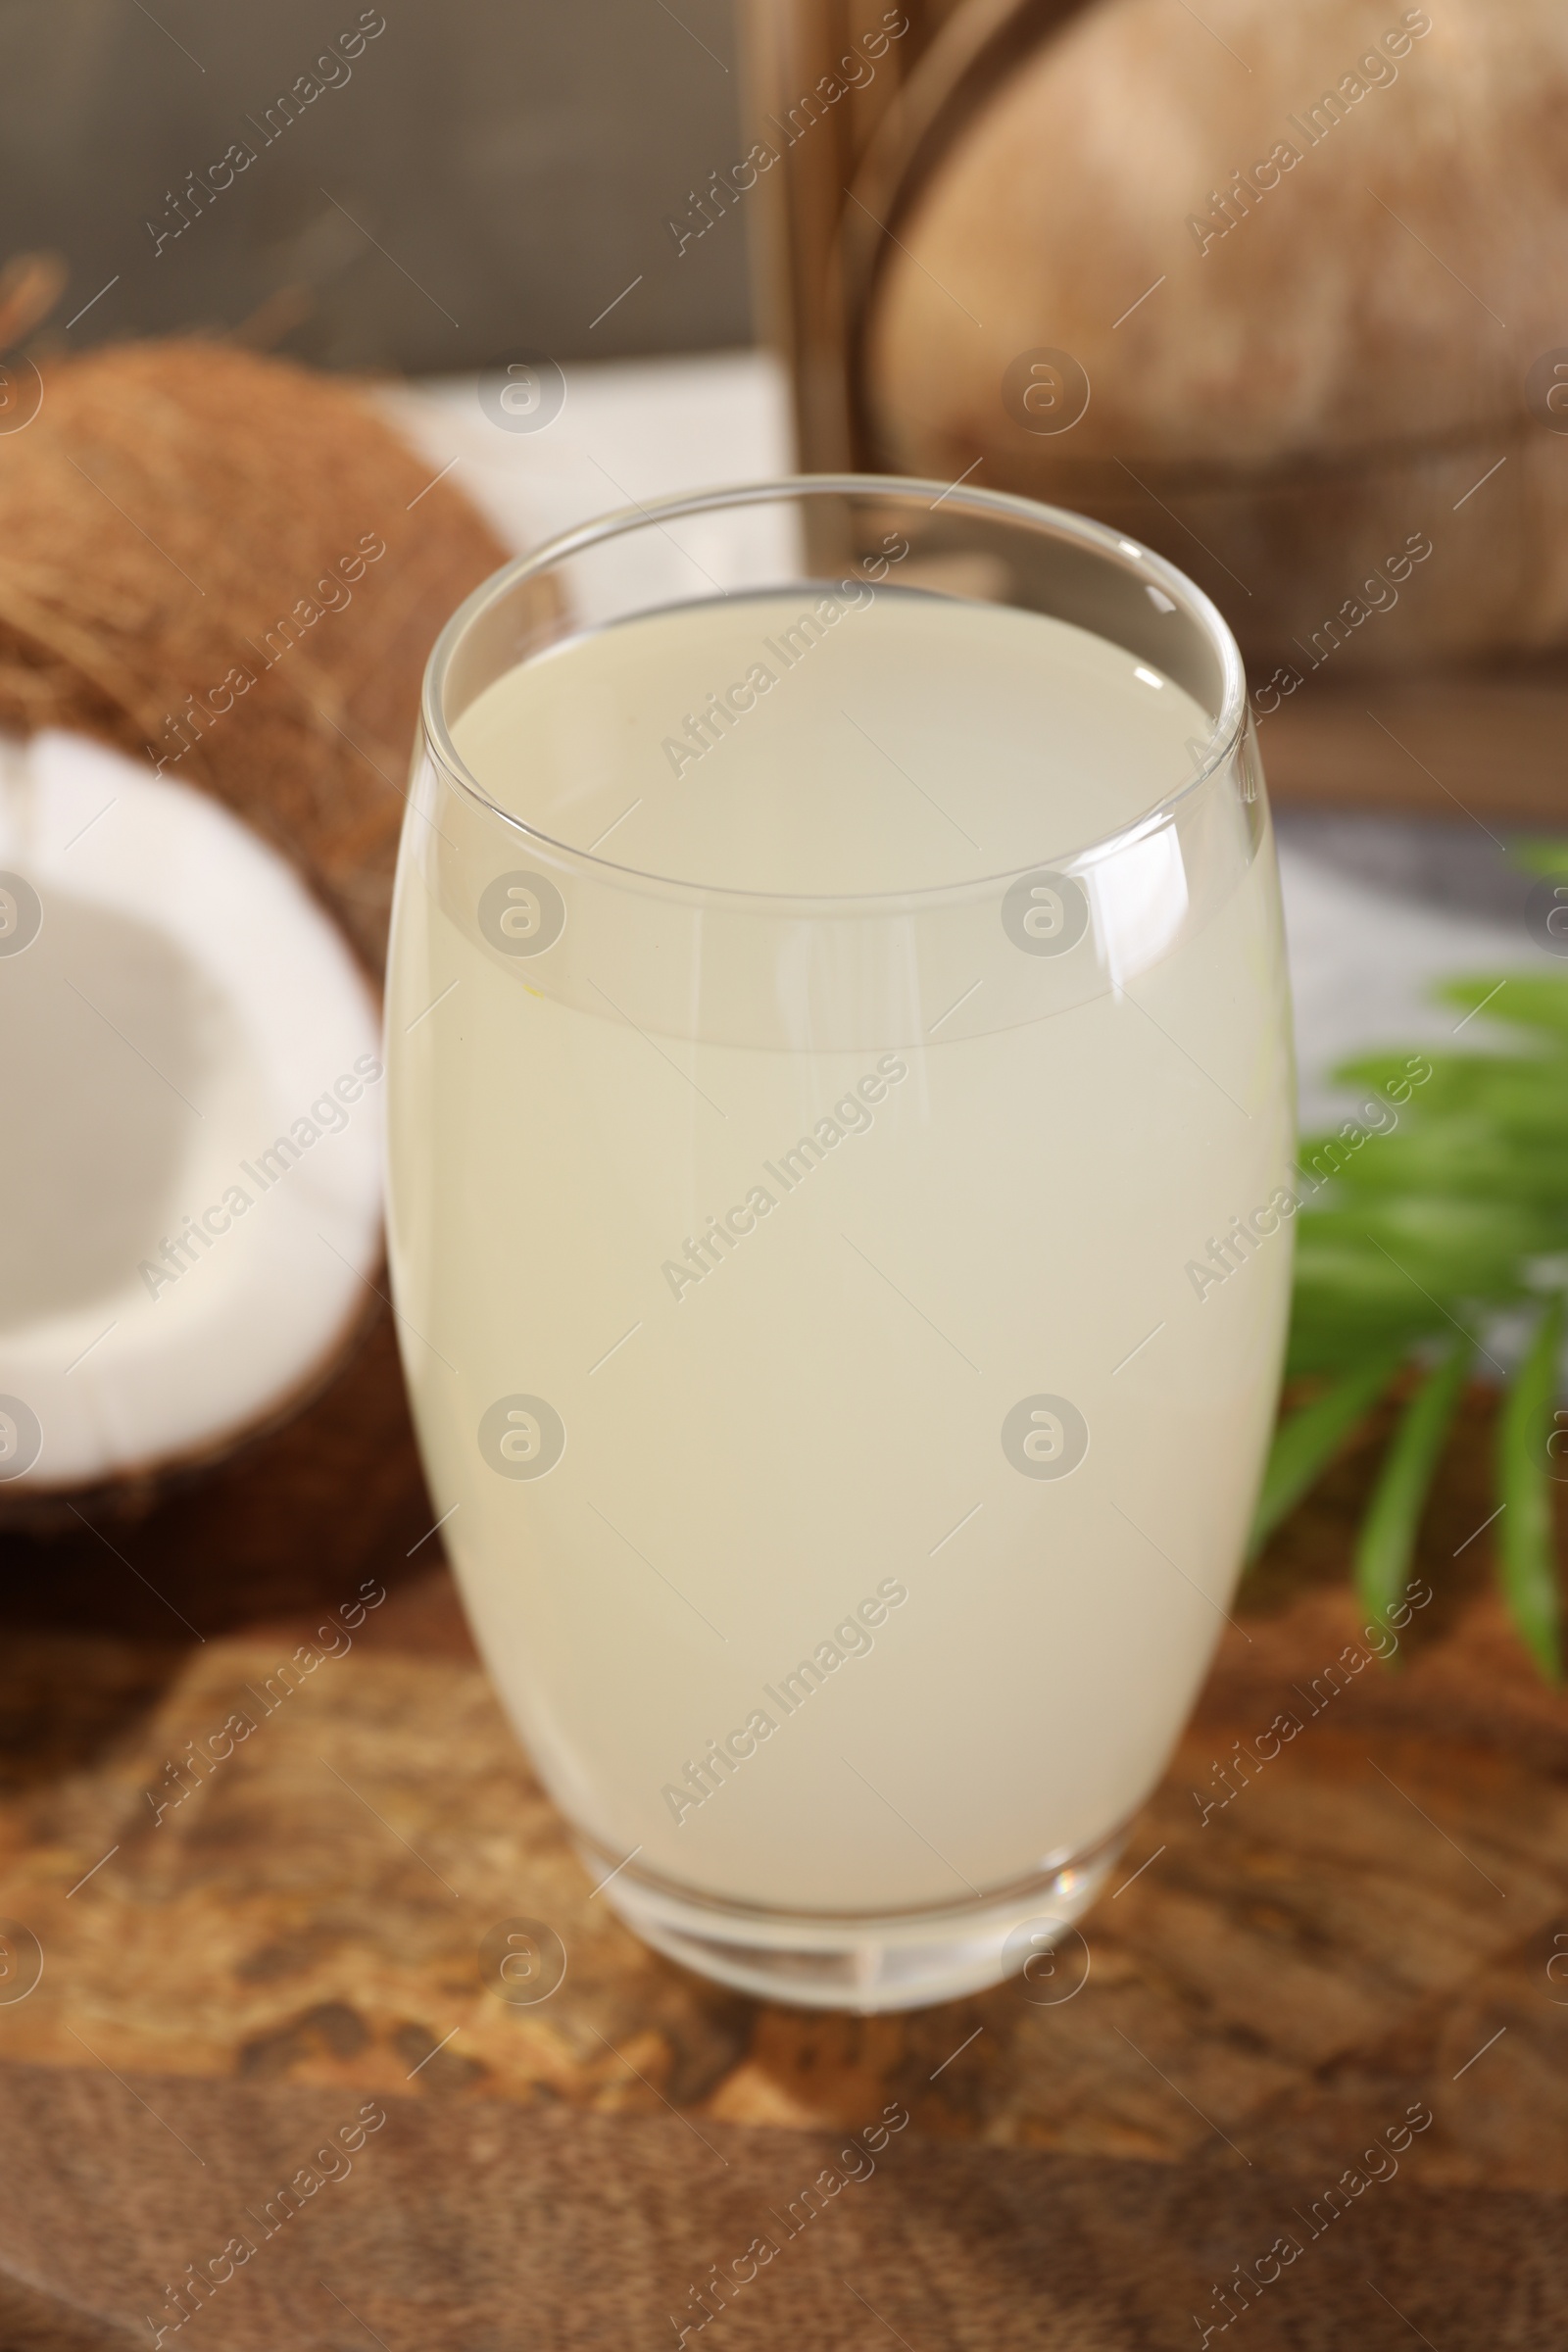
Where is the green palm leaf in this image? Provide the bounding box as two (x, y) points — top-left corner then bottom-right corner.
(1354, 1342), (1472, 1643)
(1256, 858), (1568, 1676)
(1496, 1297), (1565, 1682)
(1249, 1348), (1407, 1560)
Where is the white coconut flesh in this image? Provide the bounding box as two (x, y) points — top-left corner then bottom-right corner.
(0, 728), (384, 1497)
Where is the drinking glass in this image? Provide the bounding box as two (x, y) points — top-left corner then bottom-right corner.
(385, 476), (1295, 2010)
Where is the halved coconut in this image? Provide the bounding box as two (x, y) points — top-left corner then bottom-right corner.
(0, 727), (383, 1506)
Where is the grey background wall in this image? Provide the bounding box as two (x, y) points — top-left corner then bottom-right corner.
(0, 0), (752, 369)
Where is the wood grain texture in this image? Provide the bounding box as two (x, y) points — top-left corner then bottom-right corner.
(1258, 666), (1568, 820)
(0, 1389), (1561, 2206)
(0, 2062), (1561, 2350)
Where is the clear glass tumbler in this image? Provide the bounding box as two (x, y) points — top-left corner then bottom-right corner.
(385, 476), (1295, 2011)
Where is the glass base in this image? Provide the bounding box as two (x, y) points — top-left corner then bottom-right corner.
(577, 1826), (1128, 2012)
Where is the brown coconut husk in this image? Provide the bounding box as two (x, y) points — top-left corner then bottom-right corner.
(0, 330), (514, 1546)
(0, 335), (511, 970)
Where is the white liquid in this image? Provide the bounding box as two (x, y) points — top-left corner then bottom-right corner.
(451, 588), (1208, 892)
(387, 589), (1294, 1916)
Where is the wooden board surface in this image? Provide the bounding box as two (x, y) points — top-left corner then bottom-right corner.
(0, 1377), (1563, 2198)
(1261, 669), (1568, 824)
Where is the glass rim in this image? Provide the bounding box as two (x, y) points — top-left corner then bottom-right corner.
(419, 471), (1250, 914)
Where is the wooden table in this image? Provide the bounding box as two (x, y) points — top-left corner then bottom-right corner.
(1, 1332), (1563, 2200)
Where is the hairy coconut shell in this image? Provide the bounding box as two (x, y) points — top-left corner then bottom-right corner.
(863, 0), (1568, 671)
(0, 337), (513, 1540)
(0, 338), (510, 969)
